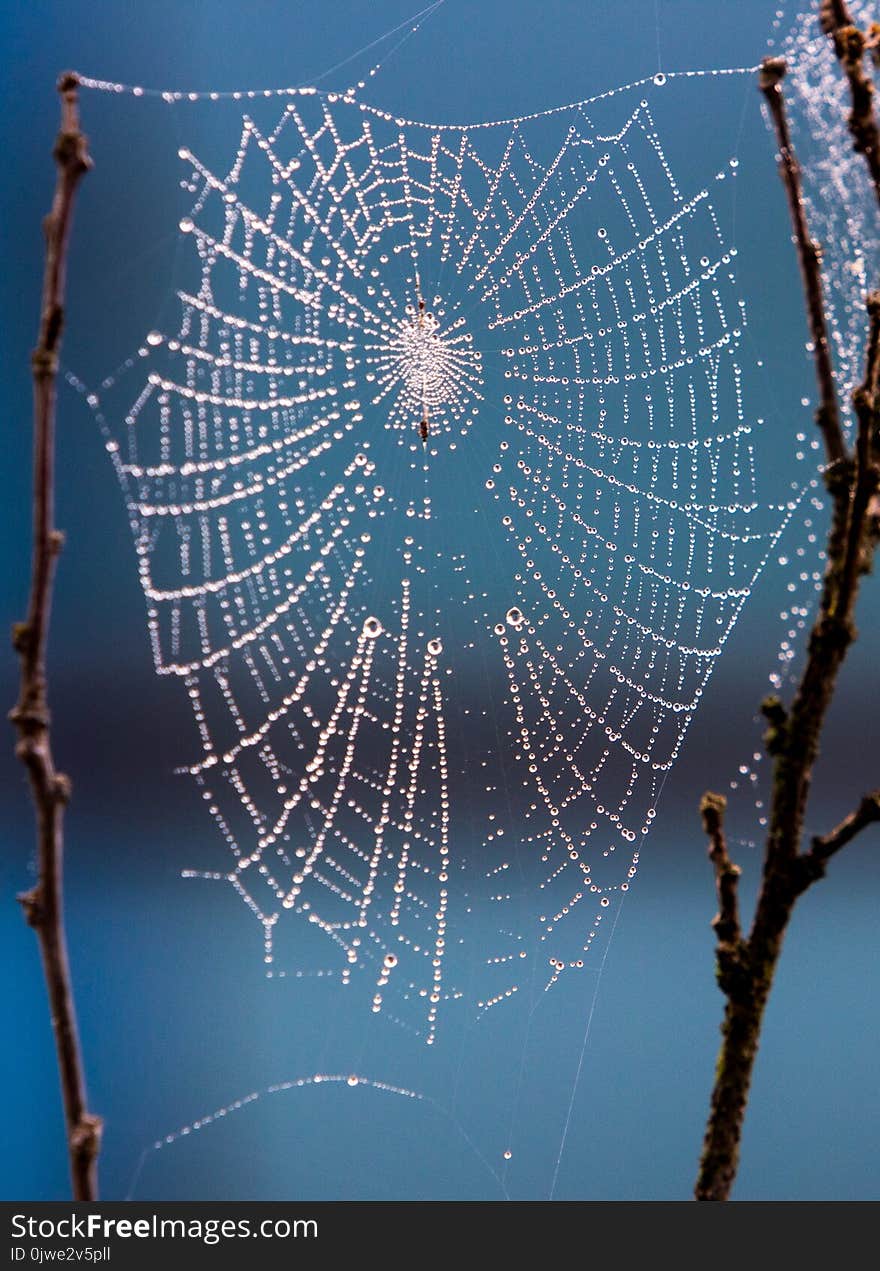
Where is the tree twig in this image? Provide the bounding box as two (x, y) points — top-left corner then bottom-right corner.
(759, 57), (846, 468)
(9, 71), (100, 1202)
(695, 47), (880, 1202)
(841, 292), (880, 598)
(820, 0), (880, 206)
(700, 793), (742, 948)
(807, 789), (880, 868)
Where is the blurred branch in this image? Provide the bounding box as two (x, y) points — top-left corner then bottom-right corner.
(820, 0), (880, 206)
(694, 44), (880, 1202)
(9, 72), (101, 1202)
(759, 57), (846, 467)
(842, 292), (880, 597)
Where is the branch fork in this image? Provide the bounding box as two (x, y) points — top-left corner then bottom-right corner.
(696, 31), (880, 1201)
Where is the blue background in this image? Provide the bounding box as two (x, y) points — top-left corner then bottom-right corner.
(1, 0), (878, 1200)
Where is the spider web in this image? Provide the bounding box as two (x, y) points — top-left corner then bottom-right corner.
(712, 1), (880, 851)
(82, 69), (792, 1048)
(780, 0), (880, 412)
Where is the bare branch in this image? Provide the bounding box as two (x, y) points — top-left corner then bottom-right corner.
(9, 71), (101, 1202)
(820, 1), (880, 207)
(841, 291), (880, 597)
(696, 44), (880, 1202)
(700, 792), (741, 947)
(759, 57), (847, 468)
(808, 789), (880, 867)
(695, 792), (754, 1202)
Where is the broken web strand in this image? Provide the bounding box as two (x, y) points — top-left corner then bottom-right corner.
(125, 1072), (510, 1202)
(63, 47), (824, 1199)
(80, 0), (450, 104)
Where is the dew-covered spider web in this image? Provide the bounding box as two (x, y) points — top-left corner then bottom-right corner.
(62, 0), (868, 1198)
(780, 1), (880, 413)
(712, 1), (880, 846)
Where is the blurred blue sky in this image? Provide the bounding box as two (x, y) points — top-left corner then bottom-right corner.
(1, 0), (878, 1201)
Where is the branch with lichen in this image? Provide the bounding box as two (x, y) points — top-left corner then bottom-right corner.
(10, 72), (101, 1202)
(694, 40), (880, 1202)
